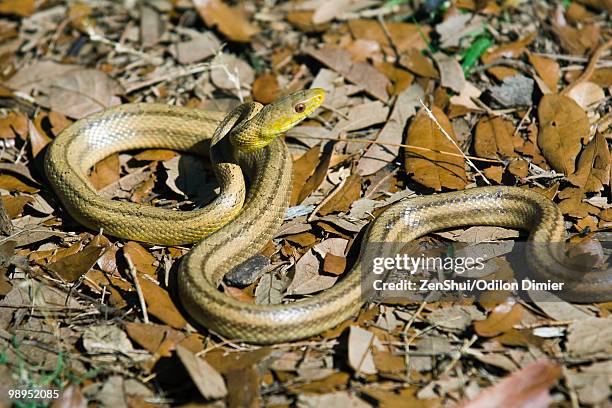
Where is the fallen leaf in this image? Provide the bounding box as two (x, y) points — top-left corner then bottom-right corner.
(433, 52), (466, 93)
(1, 195), (33, 218)
(404, 106), (467, 190)
(290, 146), (320, 205)
(474, 116), (516, 159)
(347, 326), (382, 375)
(318, 173), (361, 216)
(137, 276), (187, 329)
(566, 317), (612, 358)
(488, 74), (534, 108)
(90, 154), (120, 190)
(47, 240), (108, 282)
(436, 13), (485, 48)
(123, 242), (157, 276)
(297, 392), (370, 408)
(210, 52), (255, 93)
(528, 54), (560, 93)
(462, 359), (561, 408)
(193, 0), (259, 43)
(537, 94), (589, 174)
(176, 345), (227, 399)
(306, 46), (390, 101)
(171, 30), (221, 64)
(566, 133), (609, 191)
(566, 81), (605, 109)
(348, 19), (430, 54)
(481, 32), (536, 80)
(0, 111), (27, 139)
(0, 0), (35, 17)
(286, 249), (336, 295)
(323, 253), (346, 276)
(252, 73), (280, 104)
(125, 322), (184, 354)
(399, 48), (439, 79)
(474, 302), (524, 337)
(0, 173), (39, 193)
(357, 84), (423, 175)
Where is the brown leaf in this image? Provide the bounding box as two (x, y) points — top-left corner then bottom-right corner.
(566, 81), (605, 109)
(123, 242), (157, 276)
(318, 174), (361, 216)
(176, 345), (227, 399)
(134, 149), (178, 161)
(297, 148), (331, 205)
(537, 94), (589, 175)
(286, 11), (328, 33)
(374, 61), (414, 95)
(306, 46), (390, 101)
(404, 107), (467, 191)
(483, 166), (504, 183)
(46, 69), (123, 119)
(0, 0), (35, 17)
(348, 19), (430, 54)
(48, 240), (108, 282)
(552, 19), (599, 55)
(89, 153), (120, 190)
(433, 52), (466, 93)
(474, 116), (516, 159)
(0, 173), (39, 193)
(566, 133), (610, 191)
(125, 322), (184, 355)
(226, 366), (259, 407)
(0, 111), (27, 139)
(30, 116), (52, 159)
(193, 0), (259, 43)
(252, 74), (280, 104)
(481, 32), (536, 80)
(528, 54), (560, 93)
(507, 159), (529, 178)
(137, 276), (186, 328)
(290, 145), (320, 206)
(473, 302), (524, 337)
(323, 253), (346, 276)
(462, 359), (561, 408)
(51, 385), (87, 408)
(399, 48), (439, 79)
(347, 326), (380, 375)
(357, 84), (423, 176)
(1, 195), (33, 218)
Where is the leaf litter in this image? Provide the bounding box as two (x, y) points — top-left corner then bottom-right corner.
(0, 0), (610, 406)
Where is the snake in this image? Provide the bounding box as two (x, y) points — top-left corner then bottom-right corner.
(45, 89), (611, 344)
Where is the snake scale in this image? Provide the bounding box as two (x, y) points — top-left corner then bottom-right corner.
(45, 89), (611, 344)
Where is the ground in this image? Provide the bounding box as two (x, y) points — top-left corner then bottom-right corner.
(0, 0), (610, 407)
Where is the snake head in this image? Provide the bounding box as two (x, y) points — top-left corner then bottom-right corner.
(237, 88), (325, 152)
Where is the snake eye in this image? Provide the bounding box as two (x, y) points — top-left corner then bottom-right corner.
(294, 103), (305, 113)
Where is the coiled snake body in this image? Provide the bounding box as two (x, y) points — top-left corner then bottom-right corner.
(45, 89), (611, 344)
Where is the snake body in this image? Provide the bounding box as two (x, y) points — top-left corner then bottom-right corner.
(45, 89), (611, 344)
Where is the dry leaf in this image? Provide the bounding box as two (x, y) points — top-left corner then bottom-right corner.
(566, 317), (612, 358)
(123, 242), (157, 276)
(357, 84), (423, 176)
(566, 133), (610, 191)
(474, 302), (524, 337)
(537, 94), (589, 175)
(399, 48), (439, 79)
(347, 326), (382, 375)
(306, 46), (390, 101)
(474, 116), (516, 159)
(193, 0), (259, 43)
(90, 154), (120, 190)
(291, 146), (320, 205)
(318, 173), (361, 216)
(0, 111), (27, 139)
(0, 173), (39, 193)
(528, 54), (560, 93)
(348, 19), (430, 54)
(0, 0), (35, 17)
(176, 345), (227, 399)
(462, 359), (561, 408)
(46, 69), (123, 119)
(47, 240), (108, 282)
(433, 52), (466, 93)
(404, 106), (467, 190)
(137, 276), (187, 329)
(252, 73), (280, 104)
(481, 32), (536, 80)
(566, 81), (605, 109)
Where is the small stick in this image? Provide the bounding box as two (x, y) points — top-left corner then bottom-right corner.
(125, 253), (149, 324)
(294, 135), (502, 163)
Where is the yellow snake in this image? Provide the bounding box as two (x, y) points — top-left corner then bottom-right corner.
(45, 89), (611, 344)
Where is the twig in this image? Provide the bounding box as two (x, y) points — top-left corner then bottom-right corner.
(418, 99), (491, 184)
(294, 135), (502, 163)
(125, 253), (149, 324)
(562, 38), (612, 95)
